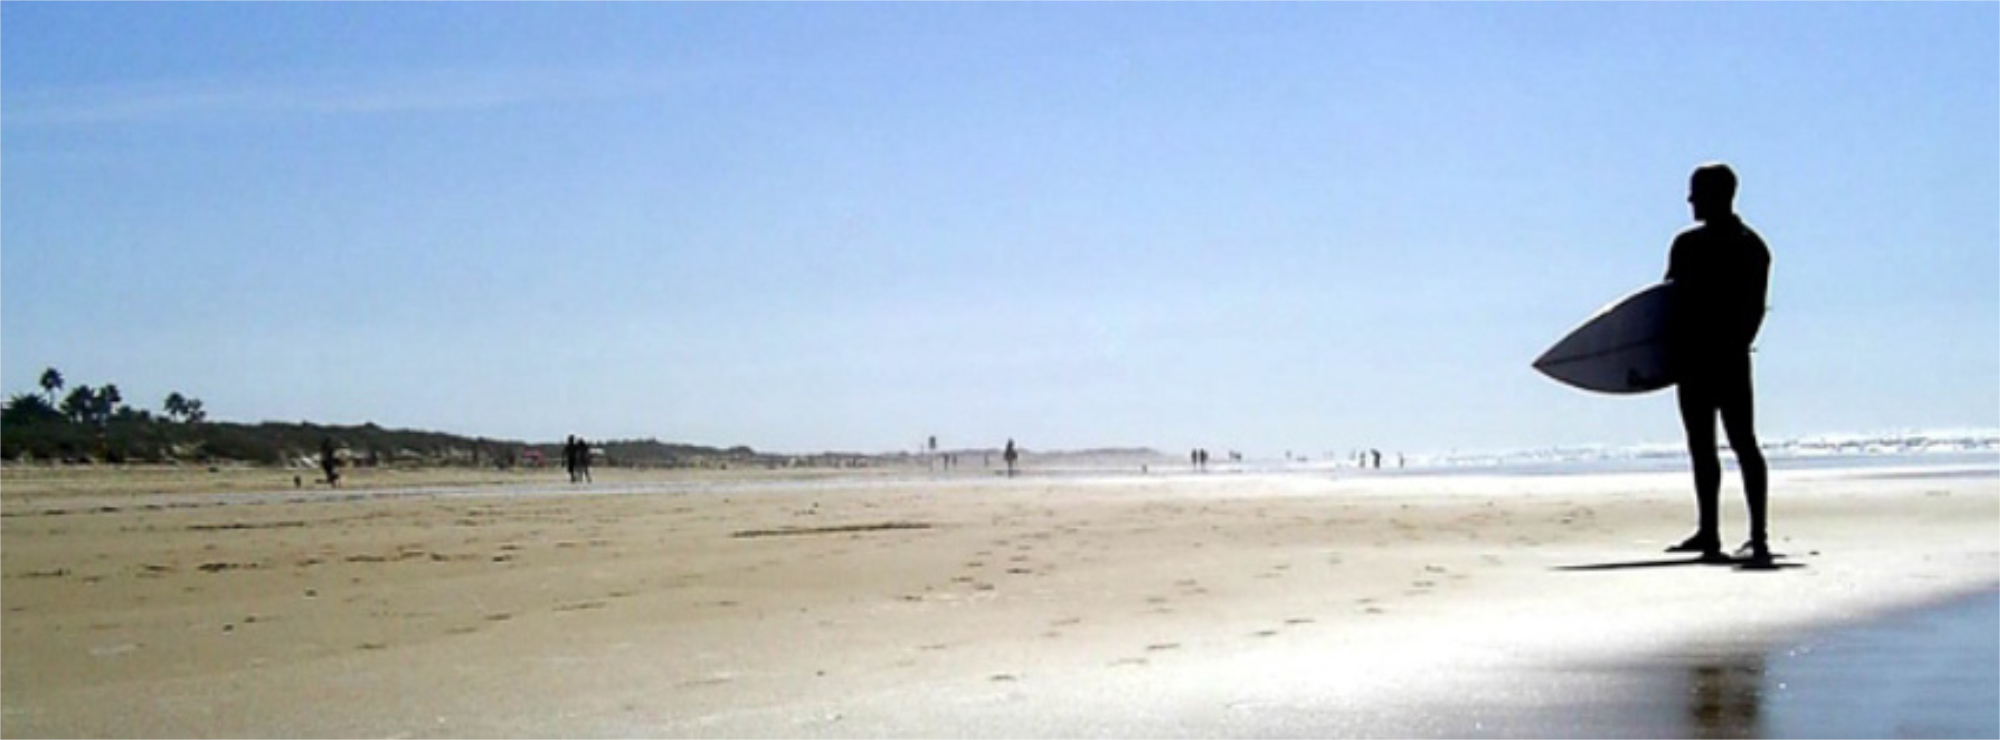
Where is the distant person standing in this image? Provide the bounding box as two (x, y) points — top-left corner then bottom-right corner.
(1004, 439), (1019, 478)
(577, 437), (593, 483)
(1662, 162), (1773, 565)
(563, 436), (578, 483)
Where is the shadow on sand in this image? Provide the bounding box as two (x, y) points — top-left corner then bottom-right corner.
(1555, 556), (1805, 573)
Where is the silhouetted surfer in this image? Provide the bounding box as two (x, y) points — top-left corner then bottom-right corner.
(1663, 163), (1772, 565)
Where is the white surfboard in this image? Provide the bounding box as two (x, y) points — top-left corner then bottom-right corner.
(1533, 282), (1677, 394)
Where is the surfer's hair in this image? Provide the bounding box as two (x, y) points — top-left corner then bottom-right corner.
(1690, 162), (1737, 205)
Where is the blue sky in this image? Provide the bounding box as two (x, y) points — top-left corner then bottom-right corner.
(4, 3), (1995, 455)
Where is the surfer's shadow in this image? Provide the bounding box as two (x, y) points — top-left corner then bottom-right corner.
(1553, 557), (1806, 573)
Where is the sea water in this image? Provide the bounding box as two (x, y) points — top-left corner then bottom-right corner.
(1761, 590), (2000, 739)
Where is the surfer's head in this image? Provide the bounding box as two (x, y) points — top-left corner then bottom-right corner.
(1688, 162), (1737, 221)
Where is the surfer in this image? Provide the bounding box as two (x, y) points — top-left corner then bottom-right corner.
(1663, 162), (1772, 565)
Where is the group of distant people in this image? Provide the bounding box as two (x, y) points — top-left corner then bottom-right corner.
(1354, 449), (1405, 470)
(563, 435), (593, 484)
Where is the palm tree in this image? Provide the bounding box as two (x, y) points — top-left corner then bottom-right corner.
(39, 368), (63, 406)
(162, 393), (206, 425)
(61, 386), (96, 424)
(97, 384), (123, 425)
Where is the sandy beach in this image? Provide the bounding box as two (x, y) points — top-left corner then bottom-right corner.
(3, 460), (1994, 737)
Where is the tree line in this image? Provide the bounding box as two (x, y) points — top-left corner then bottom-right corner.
(10, 367), (209, 429)
(2, 366), (780, 468)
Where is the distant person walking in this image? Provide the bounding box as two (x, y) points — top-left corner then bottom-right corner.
(319, 437), (340, 488)
(577, 437), (593, 483)
(1004, 439), (1019, 478)
(1662, 162), (1773, 565)
(563, 436), (579, 483)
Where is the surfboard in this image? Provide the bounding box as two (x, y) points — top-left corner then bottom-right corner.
(1533, 281), (1676, 394)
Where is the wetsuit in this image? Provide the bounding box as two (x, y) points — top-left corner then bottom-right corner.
(1665, 214), (1771, 547)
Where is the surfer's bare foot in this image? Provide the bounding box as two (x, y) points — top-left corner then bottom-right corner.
(1733, 540), (1773, 566)
(1665, 533), (1720, 555)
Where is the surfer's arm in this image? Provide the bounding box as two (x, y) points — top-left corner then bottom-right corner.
(1664, 229), (1695, 282)
(1738, 248), (1772, 346)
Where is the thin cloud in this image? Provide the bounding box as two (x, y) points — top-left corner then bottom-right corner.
(4, 66), (682, 127)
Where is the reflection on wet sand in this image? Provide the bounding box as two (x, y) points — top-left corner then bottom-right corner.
(1685, 655), (1763, 739)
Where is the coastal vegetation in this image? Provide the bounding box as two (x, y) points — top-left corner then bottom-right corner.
(1, 366), (777, 469)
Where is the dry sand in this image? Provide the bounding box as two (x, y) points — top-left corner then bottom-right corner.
(2, 461), (1995, 737)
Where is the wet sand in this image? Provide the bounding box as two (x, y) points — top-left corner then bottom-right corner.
(3, 461), (1994, 737)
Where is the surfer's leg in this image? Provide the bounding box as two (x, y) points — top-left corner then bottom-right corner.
(1676, 381), (1721, 543)
(1718, 355), (1768, 546)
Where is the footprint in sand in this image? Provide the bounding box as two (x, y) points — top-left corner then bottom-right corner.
(89, 643), (140, 657)
(1146, 642), (1180, 652)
